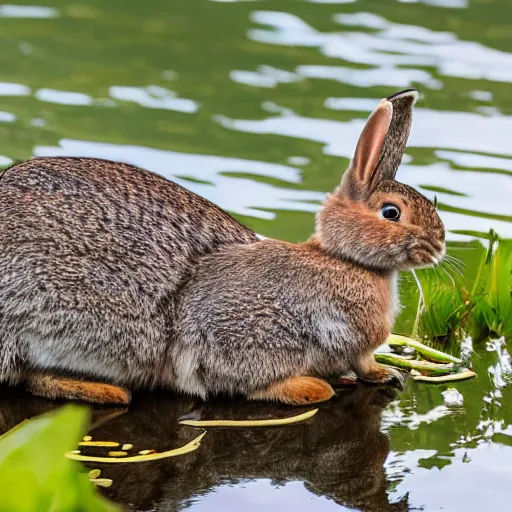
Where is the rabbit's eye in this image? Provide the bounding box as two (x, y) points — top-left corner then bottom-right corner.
(380, 203), (401, 222)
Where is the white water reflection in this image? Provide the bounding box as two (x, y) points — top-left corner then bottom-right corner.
(110, 85), (199, 113)
(486, 337), (512, 395)
(0, 112), (16, 123)
(0, 82), (30, 96)
(35, 88), (93, 106)
(231, 66), (301, 88)
(0, 155), (13, 166)
(0, 81), (200, 113)
(0, 4), (58, 18)
(437, 150), (512, 174)
(250, 10), (512, 85)
(299, 64), (441, 89)
(399, 0), (468, 7)
(188, 480), (340, 512)
(381, 401), (460, 431)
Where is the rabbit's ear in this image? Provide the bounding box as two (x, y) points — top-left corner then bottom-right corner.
(338, 89), (418, 200)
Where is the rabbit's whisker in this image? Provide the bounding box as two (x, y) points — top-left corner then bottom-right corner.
(436, 265), (456, 288)
(411, 269), (425, 337)
(448, 261), (464, 279)
(441, 259), (464, 279)
(445, 254), (466, 270)
(442, 265), (463, 282)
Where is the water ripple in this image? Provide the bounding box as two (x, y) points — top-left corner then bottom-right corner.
(109, 85), (199, 113)
(250, 10), (512, 85)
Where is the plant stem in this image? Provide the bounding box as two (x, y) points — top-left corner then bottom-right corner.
(412, 370), (477, 383)
(375, 353), (456, 376)
(386, 334), (463, 364)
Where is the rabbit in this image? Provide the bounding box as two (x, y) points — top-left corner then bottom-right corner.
(170, 89), (445, 405)
(0, 88), (445, 406)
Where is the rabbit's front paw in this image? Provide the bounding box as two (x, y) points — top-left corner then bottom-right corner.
(357, 364), (406, 390)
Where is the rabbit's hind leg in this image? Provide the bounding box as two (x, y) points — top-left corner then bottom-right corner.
(26, 373), (131, 405)
(249, 376), (335, 406)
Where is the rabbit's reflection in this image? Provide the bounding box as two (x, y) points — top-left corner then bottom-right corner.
(0, 385), (407, 512)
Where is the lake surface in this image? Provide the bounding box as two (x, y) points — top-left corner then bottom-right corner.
(0, 0), (511, 510)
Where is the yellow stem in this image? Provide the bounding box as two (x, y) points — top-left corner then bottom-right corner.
(179, 408), (318, 428)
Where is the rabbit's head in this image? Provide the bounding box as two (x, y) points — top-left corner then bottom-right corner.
(316, 89), (445, 271)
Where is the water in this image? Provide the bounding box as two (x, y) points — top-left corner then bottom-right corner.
(0, 0), (511, 510)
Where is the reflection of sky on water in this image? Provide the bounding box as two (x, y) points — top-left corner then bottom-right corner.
(109, 86), (199, 113)
(387, 445), (512, 511)
(0, 5), (58, 18)
(250, 10), (512, 85)
(188, 480), (341, 512)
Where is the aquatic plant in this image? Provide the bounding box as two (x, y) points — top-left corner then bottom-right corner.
(411, 232), (511, 341)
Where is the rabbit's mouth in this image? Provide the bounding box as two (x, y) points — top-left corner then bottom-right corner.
(407, 240), (446, 269)
(429, 244), (447, 266)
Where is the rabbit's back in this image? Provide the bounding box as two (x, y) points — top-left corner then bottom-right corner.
(0, 157), (257, 386)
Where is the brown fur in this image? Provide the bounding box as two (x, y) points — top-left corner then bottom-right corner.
(26, 374), (131, 404)
(250, 376), (335, 405)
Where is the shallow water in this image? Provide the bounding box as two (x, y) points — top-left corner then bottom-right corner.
(0, 0), (511, 510)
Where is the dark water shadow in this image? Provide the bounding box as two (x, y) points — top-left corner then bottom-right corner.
(0, 385), (408, 512)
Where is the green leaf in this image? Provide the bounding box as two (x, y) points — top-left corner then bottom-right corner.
(0, 405), (120, 512)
